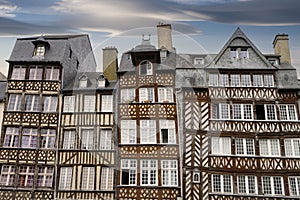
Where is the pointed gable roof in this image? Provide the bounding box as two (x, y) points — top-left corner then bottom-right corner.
(209, 28), (275, 69)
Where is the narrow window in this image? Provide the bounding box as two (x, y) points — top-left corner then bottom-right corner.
(34, 44), (45, 57)
(63, 130), (76, 149)
(43, 96), (57, 112)
(140, 120), (156, 144)
(230, 48), (238, 59)
(101, 95), (113, 112)
(121, 120), (136, 144)
(140, 60), (152, 75)
(121, 159), (137, 185)
(63, 96), (75, 112)
(81, 167), (95, 190)
(83, 95), (95, 112)
(100, 167), (114, 190)
(161, 160), (178, 186)
(3, 127), (19, 147)
(160, 120), (176, 144)
(59, 167), (72, 189)
(0, 165), (15, 186)
(40, 129), (56, 149)
(140, 160), (158, 185)
(37, 167), (53, 187)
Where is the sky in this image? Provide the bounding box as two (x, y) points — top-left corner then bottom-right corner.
(0, 0), (300, 76)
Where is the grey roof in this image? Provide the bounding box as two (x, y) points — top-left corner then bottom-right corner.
(131, 38), (157, 52)
(176, 53), (217, 69)
(0, 72), (7, 102)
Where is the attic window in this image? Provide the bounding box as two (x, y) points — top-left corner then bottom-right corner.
(79, 75), (88, 88)
(194, 58), (204, 65)
(98, 79), (105, 87)
(230, 48), (238, 59)
(160, 50), (167, 59)
(240, 48), (248, 58)
(34, 44), (45, 57)
(268, 58), (279, 66)
(140, 60), (152, 75)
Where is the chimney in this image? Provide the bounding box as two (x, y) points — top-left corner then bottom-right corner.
(273, 34), (291, 64)
(103, 47), (118, 81)
(157, 23), (173, 51)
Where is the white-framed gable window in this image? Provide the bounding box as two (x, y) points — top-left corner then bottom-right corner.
(279, 104), (297, 121)
(63, 130), (76, 149)
(59, 167), (72, 190)
(237, 175), (257, 194)
(43, 96), (57, 112)
(159, 120), (176, 144)
(139, 88), (154, 103)
(140, 120), (156, 144)
(141, 160), (158, 186)
(79, 75), (88, 88)
(34, 44), (45, 57)
(263, 74), (274, 87)
(194, 57), (204, 65)
(81, 129), (94, 150)
(29, 66), (43, 80)
(121, 120), (136, 144)
(259, 139), (280, 156)
(231, 74), (240, 86)
(25, 95), (40, 111)
(140, 60), (153, 75)
(158, 87), (173, 102)
(81, 167), (95, 190)
(262, 176), (284, 195)
(211, 137), (231, 155)
(289, 176), (300, 196)
(100, 167), (114, 190)
(63, 96), (75, 112)
(235, 138), (255, 156)
(230, 48), (238, 59)
(212, 174), (233, 193)
(161, 160), (178, 186)
(121, 88), (135, 103)
(3, 127), (19, 147)
(232, 104), (253, 120)
(240, 48), (249, 58)
(285, 138), (300, 157)
(101, 95), (113, 112)
(121, 159), (137, 185)
(83, 95), (95, 112)
(211, 103), (229, 119)
(11, 66), (26, 80)
(209, 73), (218, 86)
(0, 165), (15, 186)
(160, 50), (167, 59)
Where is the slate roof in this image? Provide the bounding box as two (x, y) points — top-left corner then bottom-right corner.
(0, 72), (7, 102)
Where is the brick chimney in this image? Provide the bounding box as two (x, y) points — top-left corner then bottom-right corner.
(103, 47), (118, 81)
(273, 34), (291, 64)
(157, 23), (174, 52)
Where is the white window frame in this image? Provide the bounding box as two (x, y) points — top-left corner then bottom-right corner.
(161, 160), (178, 186)
(34, 44), (45, 57)
(29, 66), (43, 80)
(237, 175), (257, 194)
(79, 79), (87, 88)
(21, 128), (38, 148)
(83, 95), (95, 112)
(140, 160), (158, 186)
(101, 95), (113, 112)
(265, 104), (277, 120)
(279, 104), (297, 121)
(240, 48), (249, 59)
(194, 57), (204, 65)
(11, 66), (26, 80)
(285, 138), (300, 157)
(230, 48), (238, 59)
(212, 174), (233, 193)
(37, 166), (53, 187)
(263, 74), (275, 87)
(45, 66), (59, 80)
(43, 96), (57, 112)
(241, 74), (251, 87)
(25, 95), (40, 111)
(63, 130), (76, 149)
(81, 167), (95, 190)
(158, 87), (173, 102)
(139, 88), (154, 103)
(120, 88), (135, 103)
(230, 74), (240, 87)
(59, 167), (72, 190)
(289, 176), (300, 196)
(235, 138), (255, 156)
(253, 74), (263, 87)
(211, 103), (230, 120)
(63, 96), (75, 112)
(18, 166), (35, 187)
(0, 165), (15, 186)
(81, 129), (94, 150)
(121, 159), (137, 186)
(262, 176), (284, 195)
(100, 167), (114, 190)
(7, 94), (22, 111)
(121, 120), (136, 144)
(219, 74), (229, 86)
(232, 104), (253, 120)
(40, 129), (56, 149)
(159, 120), (176, 144)
(99, 129), (112, 150)
(140, 60), (153, 75)
(211, 137), (231, 155)
(259, 139), (280, 156)
(209, 73), (218, 86)
(140, 120), (156, 144)
(193, 171), (201, 183)
(3, 127), (19, 147)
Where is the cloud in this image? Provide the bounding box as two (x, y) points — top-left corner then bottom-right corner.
(0, 0), (17, 17)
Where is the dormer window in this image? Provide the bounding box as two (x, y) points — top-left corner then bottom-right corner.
(34, 44), (45, 57)
(268, 58), (279, 66)
(230, 48), (238, 59)
(79, 74), (88, 88)
(98, 79), (105, 87)
(139, 60), (152, 75)
(97, 74), (107, 88)
(194, 58), (204, 65)
(160, 50), (167, 59)
(240, 48), (248, 58)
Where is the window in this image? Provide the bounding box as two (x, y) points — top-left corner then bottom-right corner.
(209, 73), (218, 86)
(59, 167), (72, 190)
(262, 176), (284, 195)
(45, 66), (59, 80)
(263, 74), (274, 87)
(21, 128), (38, 148)
(212, 174), (233, 193)
(11, 66), (26, 80)
(121, 88), (136, 103)
(81, 167), (94, 190)
(237, 175), (257, 194)
(235, 138), (255, 156)
(25, 95), (40, 111)
(18, 166), (35, 187)
(43, 96), (57, 112)
(193, 171), (200, 183)
(100, 167), (114, 190)
(232, 104), (253, 120)
(79, 79), (87, 88)
(63, 96), (75, 112)
(285, 139), (300, 157)
(230, 48), (238, 59)
(259, 139), (280, 156)
(161, 160), (178, 186)
(29, 66), (43, 80)
(98, 79), (105, 87)
(158, 87), (173, 102)
(40, 129), (56, 148)
(289, 176), (300, 196)
(253, 74), (263, 87)
(3, 127), (19, 147)
(121, 159), (137, 185)
(140, 60), (152, 75)
(37, 167), (53, 187)
(241, 74), (251, 87)
(141, 160), (157, 185)
(160, 120), (176, 144)
(139, 88), (154, 103)
(63, 130), (76, 149)
(0, 165), (15, 186)
(121, 120), (136, 144)
(219, 74), (229, 86)
(140, 120), (156, 144)
(101, 95), (113, 112)
(83, 95), (95, 112)
(211, 103), (229, 119)
(99, 130), (112, 150)
(279, 104), (297, 121)
(194, 58), (204, 65)
(81, 129), (94, 150)
(34, 44), (45, 56)
(231, 74), (240, 86)
(7, 94), (22, 111)
(211, 137), (231, 155)
(265, 104), (276, 120)
(240, 48), (248, 58)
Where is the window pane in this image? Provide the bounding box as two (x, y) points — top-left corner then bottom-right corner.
(231, 74), (240, 86)
(101, 95), (113, 112)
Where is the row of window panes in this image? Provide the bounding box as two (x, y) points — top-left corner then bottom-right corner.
(211, 174), (299, 196)
(63, 129), (113, 150)
(11, 66), (59, 80)
(120, 87), (174, 103)
(212, 103), (297, 121)
(63, 95), (113, 112)
(212, 137), (300, 157)
(230, 48), (249, 59)
(59, 167), (114, 190)
(3, 127), (55, 149)
(209, 73), (274, 87)
(121, 159), (178, 186)
(0, 165), (53, 187)
(121, 120), (176, 144)
(7, 94), (57, 112)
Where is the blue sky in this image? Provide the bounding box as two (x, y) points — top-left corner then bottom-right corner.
(0, 0), (300, 75)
